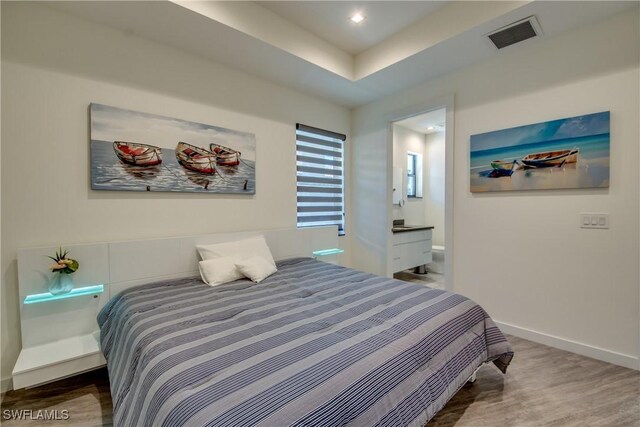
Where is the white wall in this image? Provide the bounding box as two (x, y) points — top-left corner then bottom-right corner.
(352, 10), (639, 368)
(424, 132), (445, 247)
(0, 2), (350, 388)
(392, 124), (426, 225)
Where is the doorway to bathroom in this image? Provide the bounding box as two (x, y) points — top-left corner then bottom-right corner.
(388, 99), (453, 291)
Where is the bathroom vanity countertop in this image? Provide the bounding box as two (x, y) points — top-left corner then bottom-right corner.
(391, 225), (435, 233)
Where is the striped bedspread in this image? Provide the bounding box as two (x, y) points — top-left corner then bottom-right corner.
(98, 258), (513, 427)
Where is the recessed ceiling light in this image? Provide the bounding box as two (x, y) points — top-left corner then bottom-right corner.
(350, 12), (365, 24)
(427, 126), (435, 131)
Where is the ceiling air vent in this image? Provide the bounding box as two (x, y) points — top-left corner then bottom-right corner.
(487, 16), (542, 50)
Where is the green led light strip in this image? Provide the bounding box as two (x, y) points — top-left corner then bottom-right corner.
(24, 284), (104, 305)
(312, 248), (345, 257)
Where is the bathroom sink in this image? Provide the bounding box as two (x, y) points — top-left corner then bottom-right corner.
(392, 220), (434, 233)
(392, 224), (435, 233)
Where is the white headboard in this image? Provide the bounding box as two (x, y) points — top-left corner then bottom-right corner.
(16, 226), (338, 348)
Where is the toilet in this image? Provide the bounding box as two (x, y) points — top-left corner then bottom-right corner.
(429, 245), (445, 274)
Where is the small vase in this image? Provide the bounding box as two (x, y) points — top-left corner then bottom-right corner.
(49, 273), (74, 295)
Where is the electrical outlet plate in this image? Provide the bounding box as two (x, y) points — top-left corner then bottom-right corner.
(580, 213), (609, 229)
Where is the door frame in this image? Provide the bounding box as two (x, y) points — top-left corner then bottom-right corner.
(385, 94), (455, 291)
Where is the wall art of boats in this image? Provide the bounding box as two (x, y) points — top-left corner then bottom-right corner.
(175, 142), (216, 175)
(113, 141), (162, 167)
(209, 143), (241, 166)
(521, 148), (579, 168)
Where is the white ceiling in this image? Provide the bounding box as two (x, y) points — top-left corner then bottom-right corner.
(47, 1), (639, 108)
(259, 1), (447, 55)
(396, 109), (446, 134)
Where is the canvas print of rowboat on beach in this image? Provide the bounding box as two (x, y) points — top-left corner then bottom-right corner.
(90, 103), (256, 194)
(470, 111), (610, 193)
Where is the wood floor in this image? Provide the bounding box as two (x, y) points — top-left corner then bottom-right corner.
(394, 269), (445, 289)
(1, 335), (638, 426)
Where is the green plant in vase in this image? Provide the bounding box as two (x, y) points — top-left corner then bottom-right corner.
(47, 248), (79, 295)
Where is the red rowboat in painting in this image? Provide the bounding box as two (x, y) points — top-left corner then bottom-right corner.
(209, 143), (241, 166)
(176, 142), (216, 175)
(113, 141), (162, 167)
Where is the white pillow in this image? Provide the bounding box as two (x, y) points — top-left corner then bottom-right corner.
(235, 256), (277, 283)
(197, 235), (276, 267)
(198, 257), (244, 286)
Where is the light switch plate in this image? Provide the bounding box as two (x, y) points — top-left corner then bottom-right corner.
(580, 213), (609, 229)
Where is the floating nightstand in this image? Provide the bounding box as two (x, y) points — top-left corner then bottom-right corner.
(14, 281), (108, 389)
(23, 284), (104, 305)
(15, 244), (109, 389)
(313, 248), (344, 258)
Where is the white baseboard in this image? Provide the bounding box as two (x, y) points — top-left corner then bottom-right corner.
(495, 321), (639, 371)
(1, 376), (13, 394)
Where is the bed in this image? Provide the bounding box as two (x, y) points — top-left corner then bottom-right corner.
(98, 257), (513, 427)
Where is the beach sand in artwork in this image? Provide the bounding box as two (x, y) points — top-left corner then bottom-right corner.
(470, 157), (609, 192)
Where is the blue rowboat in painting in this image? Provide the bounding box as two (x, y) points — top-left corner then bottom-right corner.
(176, 142), (216, 175)
(521, 148), (579, 168)
(490, 160), (517, 171)
(113, 141), (162, 167)
(489, 160), (518, 177)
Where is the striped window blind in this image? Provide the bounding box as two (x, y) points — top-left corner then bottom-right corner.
(296, 123), (346, 235)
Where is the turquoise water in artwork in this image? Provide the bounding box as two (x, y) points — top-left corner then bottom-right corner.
(91, 140), (255, 194)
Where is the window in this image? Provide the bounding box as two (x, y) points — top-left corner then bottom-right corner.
(407, 153), (417, 197)
(296, 123), (346, 235)
(407, 152), (423, 198)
